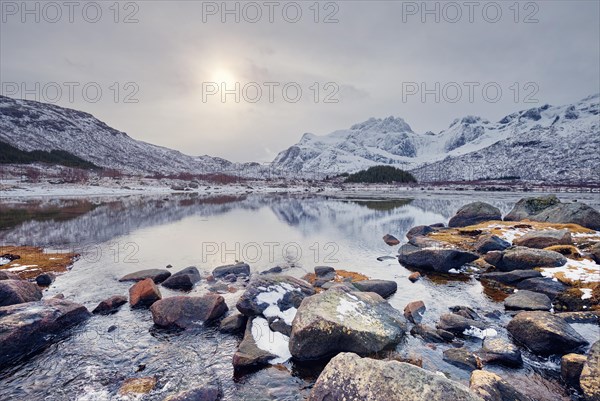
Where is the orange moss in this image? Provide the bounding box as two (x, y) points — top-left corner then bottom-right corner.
(302, 269), (369, 286)
(0, 245), (77, 279)
(544, 245), (583, 259)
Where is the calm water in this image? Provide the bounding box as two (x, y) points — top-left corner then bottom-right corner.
(0, 191), (598, 401)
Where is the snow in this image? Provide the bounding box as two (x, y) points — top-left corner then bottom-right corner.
(540, 258), (600, 283)
(463, 327), (498, 339)
(255, 283), (300, 325)
(6, 264), (38, 271)
(0, 257), (11, 265)
(251, 317), (292, 364)
(581, 289), (593, 300)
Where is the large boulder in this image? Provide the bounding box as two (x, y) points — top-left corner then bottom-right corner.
(161, 267), (201, 290)
(309, 352), (483, 401)
(150, 295), (228, 329)
(0, 298), (91, 365)
(505, 195), (561, 221)
(212, 262), (250, 279)
(560, 353), (587, 386)
(443, 348), (482, 371)
(513, 230), (573, 249)
(118, 269), (171, 284)
(516, 277), (567, 299)
(92, 295), (128, 315)
(470, 370), (534, 401)
(219, 312), (247, 334)
(0, 279), (42, 306)
(478, 337), (523, 367)
(480, 270), (542, 285)
(505, 196), (600, 230)
(484, 247), (567, 271)
(506, 311), (589, 355)
(475, 235), (511, 254)
(129, 278), (162, 308)
(289, 288), (407, 360)
(436, 313), (486, 335)
(580, 341), (600, 401)
(398, 244), (479, 273)
(588, 242), (600, 264)
(406, 225), (434, 240)
(448, 202), (502, 228)
(232, 317), (290, 369)
(352, 280), (397, 298)
(504, 290), (552, 311)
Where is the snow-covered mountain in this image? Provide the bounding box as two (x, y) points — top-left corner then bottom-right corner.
(273, 94), (600, 183)
(0, 95), (261, 176)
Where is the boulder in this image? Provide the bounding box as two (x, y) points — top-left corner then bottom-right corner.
(504, 290), (552, 311)
(129, 278), (162, 308)
(164, 385), (221, 401)
(0, 279), (42, 306)
(588, 242), (600, 264)
(475, 235), (511, 254)
(35, 273), (55, 286)
(161, 266), (201, 290)
(150, 294), (228, 329)
(92, 295), (128, 315)
(352, 280), (397, 298)
(289, 288), (407, 360)
(0, 298), (91, 365)
(261, 266), (282, 274)
(470, 370), (534, 401)
(450, 306), (482, 321)
(436, 313), (486, 335)
(219, 312), (247, 334)
(398, 244), (479, 273)
(560, 353), (587, 386)
(448, 202), (502, 228)
(504, 195), (561, 221)
(232, 317), (288, 369)
(506, 311), (589, 355)
(314, 266), (335, 277)
(383, 234), (400, 246)
(480, 270), (542, 285)
(0, 271), (20, 280)
(406, 225), (434, 240)
(513, 230), (573, 249)
(118, 269), (171, 284)
(443, 348), (482, 371)
(212, 262), (250, 279)
(404, 300), (426, 324)
(484, 247), (567, 271)
(309, 352), (483, 401)
(580, 341), (600, 401)
(478, 337), (522, 367)
(516, 277), (567, 299)
(505, 196), (600, 230)
(410, 324), (454, 343)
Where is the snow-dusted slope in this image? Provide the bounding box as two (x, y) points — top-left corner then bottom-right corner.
(273, 95), (600, 183)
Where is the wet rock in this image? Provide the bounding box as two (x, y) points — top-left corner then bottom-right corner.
(506, 311), (589, 355)
(504, 290), (552, 311)
(0, 279), (42, 306)
(404, 300), (426, 323)
(588, 242), (600, 264)
(268, 316), (292, 336)
(118, 377), (157, 395)
(560, 353), (587, 386)
(164, 385), (221, 401)
(0, 271), (20, 280)
(0, 298), (91, 365)
(118, 269), (171, 284)
(470, 370), (534, 401)
(232, 318), (278, 369)
(377, 256), (397, 262)
(398, 244), (479, 273)
(309, 352), (482, 401)
(443, 348), (482, 371)
(478, 337), (522, 367)
(261, 266), (282, 274)
(480, 270), (542, 285)
(92, 295), (128, 315)
(554, 288), (594, 312)
(314, 266), (335, 278)
(475, 235), (511, 254)
(408, 271), (421, 282)
(289, 287), (407, 360)
(129, 278), (162, 308)
(212, 262), (250, 279)
(150, 294), (228, 329)
(485, 247), (567, 271)
(558, 311), (600, 324)
(219, 312), (247, 334)
(352, 280), (397, 298)
(383, 234), (400, 246)
(448, 202), (502, 228)
(516, 277), (567, 299)
(406, 225), (434, 240)
(410, 324), (454, 343)
(505, 196), (600, 230)
(161, 266), (201, 290)
(450, 306), (481, 321)
(35, 273), (55, 286)
(504, 195), (561, 221)
(580, 341), (600, 401)
(437, 313), (486, 335)
(223, 274), (237, 283)
(513, 230), (573, 249)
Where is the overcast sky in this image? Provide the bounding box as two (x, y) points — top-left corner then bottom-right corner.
(2, 1), (599, 162)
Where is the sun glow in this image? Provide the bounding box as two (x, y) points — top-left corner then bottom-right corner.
(211, 68), (237, 86)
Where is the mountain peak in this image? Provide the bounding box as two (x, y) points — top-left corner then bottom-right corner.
(350, 116), (413, 133)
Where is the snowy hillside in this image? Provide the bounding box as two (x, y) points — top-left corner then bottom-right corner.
(273, 94), (600, 183)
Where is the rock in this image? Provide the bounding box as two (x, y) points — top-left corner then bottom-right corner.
(376, 256), (397, 261)
(470, 370), (534, 401)
(443, 348), (482, 371)
(485, 246), (567, 271)
(588, 242), (600, 264)
(513, 230), (573, 249)
(92, 295), (128, 315)
(150, 294), (228, 329)
(352, 280), (397, 298)
(448, 202), (502, 228)
(118, 377), (157, 395)
(404, 300), (426, 323)
(309, 352), (483, 401)
(505, 195), (561, 221)
(554, 288), (594, 312)
(505, 196), (600, 230)
(212, 262), (250, 279)
(118, 269), (171, 284)
(161, 266), (201, 290)
(0, 298), (91, 365)
(223, 274), (237, 282)
(506, 311), (589, 355)
(450, 306), (481, 320)
(437, 313), (486, 335)
(478, 337), (522, 367)
(430, 223), (445, 228)
(398, 244), (479, 273)
(35, 273), (55, 286)
(408, 272), (421, 282)
(219, 313), (247, 334)
(129, 278), (162, 308)
(268, 316), (292, 336)
(0, 271), (20, 280)
(560, 353), (587, 386)
(314, 266), (335, 277)
(475, 235), (511, 254)
(558, 311), (600, 324)
(232, 318), (278, 369)
(504, 290), (552, 311)
(236, 275), (314, 318)
(410, 324), (454, 343)
(261, 266), (282, 274)
(580, 341), (600, 401)
(406, 225), (434, 240)
(383, 234), (400, 246)
(516, 277), (567, 299)
(0, 279), (42, 306)
(289, 288), (407, 360)
(480, 270), (542, 285)
(164, 385), (221, 401)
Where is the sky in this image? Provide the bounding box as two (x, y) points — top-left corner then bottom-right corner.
(1, 0), (599, 163)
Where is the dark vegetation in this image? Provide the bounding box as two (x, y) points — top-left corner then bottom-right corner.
(345, 166), (417, 184)
(0, 141), (99, 169)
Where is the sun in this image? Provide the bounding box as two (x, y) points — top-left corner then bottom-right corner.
(211, 68), (237, 86)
